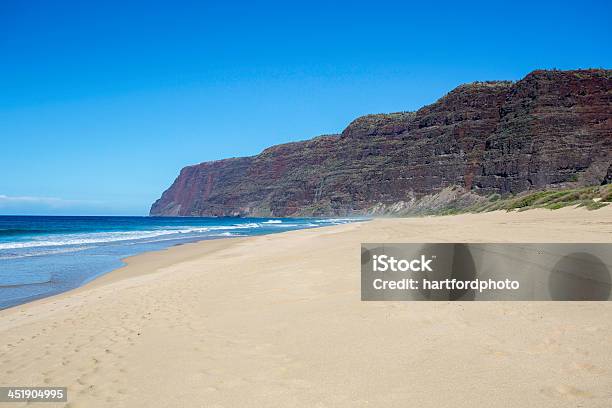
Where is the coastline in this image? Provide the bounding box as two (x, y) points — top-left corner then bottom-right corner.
(0, 217), (357, 310)
(1, 207), (612, 407)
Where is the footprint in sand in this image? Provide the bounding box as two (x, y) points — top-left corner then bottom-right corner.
(541, 384), (592, 399)
(565, 361), (605, 375)
(487, 349), (509, 358)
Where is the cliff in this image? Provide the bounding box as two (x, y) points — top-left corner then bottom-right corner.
(150, 69), (612, 217)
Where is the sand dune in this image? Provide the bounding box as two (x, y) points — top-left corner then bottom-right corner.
(1, 207), (612, 407)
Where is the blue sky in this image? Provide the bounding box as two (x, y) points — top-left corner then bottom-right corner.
(1, 0), (610, 215)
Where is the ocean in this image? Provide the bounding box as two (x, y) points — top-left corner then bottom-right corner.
(0, 216), (360, 309)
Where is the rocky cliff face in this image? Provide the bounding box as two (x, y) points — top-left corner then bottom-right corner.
(151, 69), (612, 217)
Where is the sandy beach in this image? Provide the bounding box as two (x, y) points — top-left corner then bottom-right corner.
(1, 207), (612, 407)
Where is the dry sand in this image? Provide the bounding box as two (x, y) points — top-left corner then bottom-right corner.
(1, 207), (612, 407)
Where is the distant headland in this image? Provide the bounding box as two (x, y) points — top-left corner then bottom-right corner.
(151, 69), (611, 217)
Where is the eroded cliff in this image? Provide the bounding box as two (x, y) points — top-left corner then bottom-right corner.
(151, 69), (611, 217)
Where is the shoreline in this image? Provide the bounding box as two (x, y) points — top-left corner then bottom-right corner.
(3, 206), (612, 313)
(0, 221), (355, 313)
(0, 217), (362, 311)
(1, 207), (612, 407)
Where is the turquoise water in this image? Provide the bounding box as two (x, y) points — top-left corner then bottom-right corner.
(0, 216), (360, 309)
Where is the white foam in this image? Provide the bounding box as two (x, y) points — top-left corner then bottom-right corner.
(0, 246), (95, 260)
(0, 223), (264, 250)
(313, 218), (364, 224)
(0, 219), (358, 251)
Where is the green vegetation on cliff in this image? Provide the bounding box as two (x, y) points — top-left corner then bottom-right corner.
(432, 184), (611, 216)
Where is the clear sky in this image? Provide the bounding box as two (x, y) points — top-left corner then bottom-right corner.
(1, 0), (610, 215)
